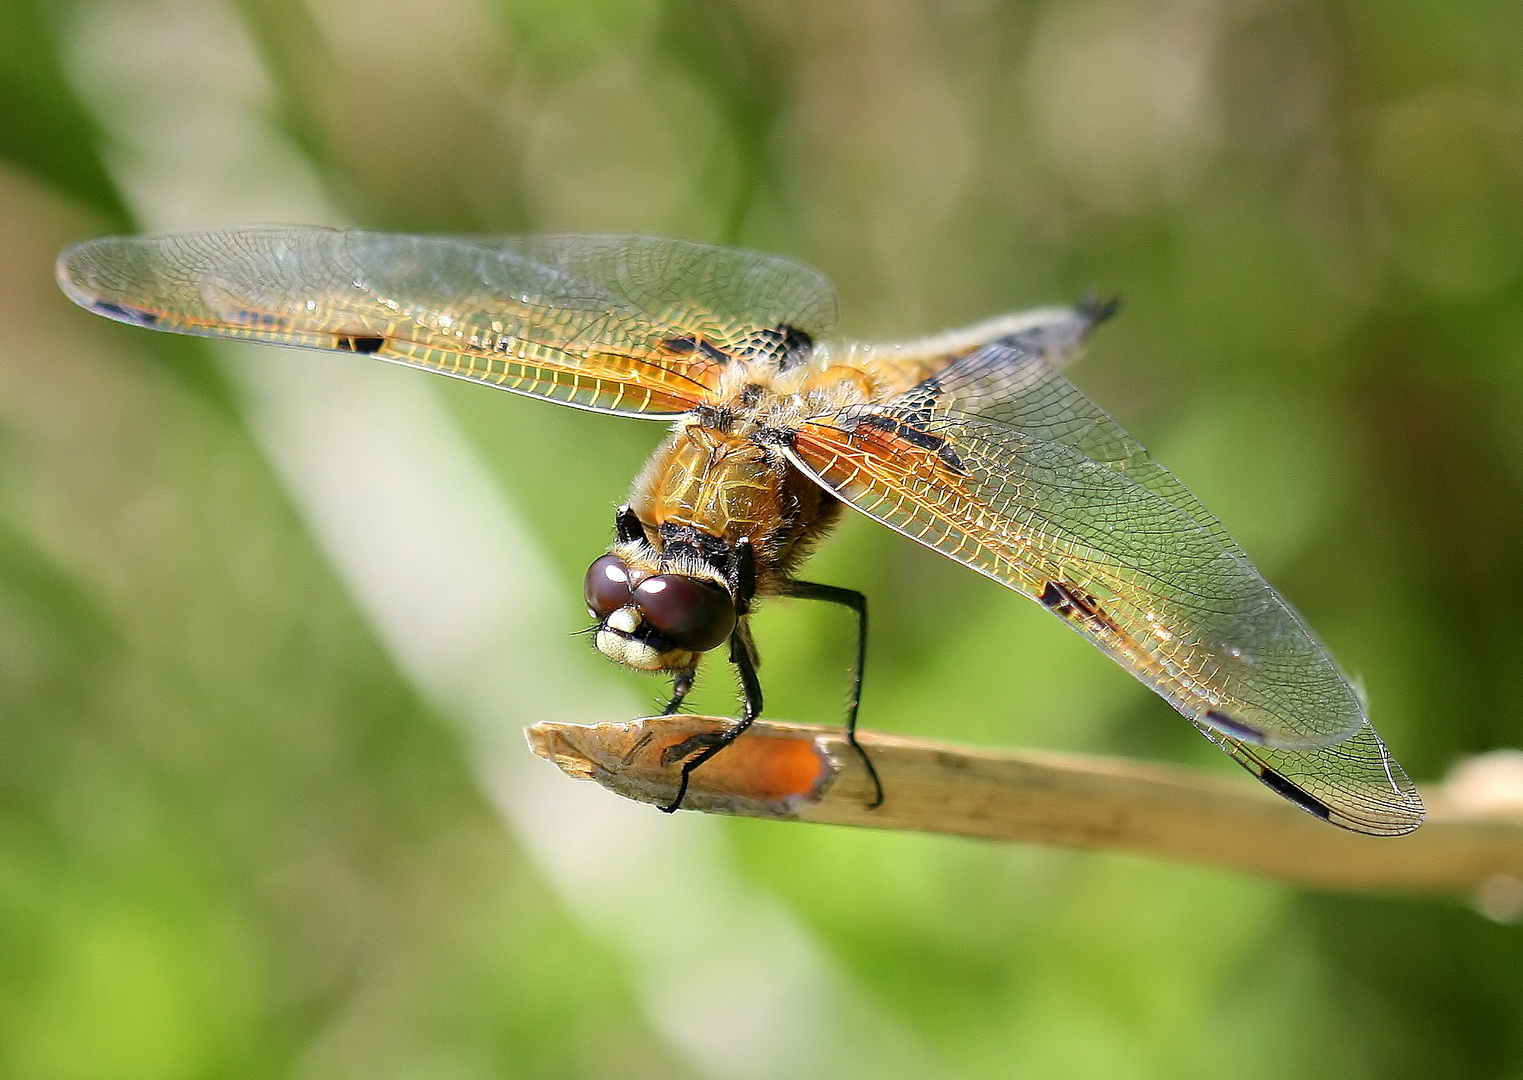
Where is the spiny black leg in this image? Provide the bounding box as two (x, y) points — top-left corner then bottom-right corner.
(660, 627), (762, 813)
(661, 667), (695, 716)
(728, 537), (757, 613)
(778, 579), (884, 808)
(614, 504), (645, 544)
(731, 625), (763, 724)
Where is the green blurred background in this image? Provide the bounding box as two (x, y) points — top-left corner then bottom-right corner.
(3, 0), (1523, 1076)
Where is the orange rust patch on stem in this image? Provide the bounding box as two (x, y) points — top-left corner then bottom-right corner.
(679, 726), (833, 803)
(525, 716), (838, 816)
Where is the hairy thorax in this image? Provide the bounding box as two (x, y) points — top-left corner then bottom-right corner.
(627, 346), (941, 593)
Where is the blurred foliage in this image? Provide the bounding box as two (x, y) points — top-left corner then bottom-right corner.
(3, 0), (1523, 1076)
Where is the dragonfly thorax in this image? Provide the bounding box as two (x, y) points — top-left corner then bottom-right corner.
(630, 415), (842, 597)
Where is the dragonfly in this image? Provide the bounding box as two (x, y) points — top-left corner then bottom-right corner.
(57, 228), (1424, 834)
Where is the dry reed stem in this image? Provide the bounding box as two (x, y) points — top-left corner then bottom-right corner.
(526, 715), (1523, 914)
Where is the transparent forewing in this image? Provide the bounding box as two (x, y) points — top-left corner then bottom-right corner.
(790, 324), (1368, 753)
(1201, 722), (1422, 835)
(57, 228), (837, 416)
(499, 235), (838, 354)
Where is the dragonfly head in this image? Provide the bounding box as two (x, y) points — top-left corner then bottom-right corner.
(583, 549), (736, 671)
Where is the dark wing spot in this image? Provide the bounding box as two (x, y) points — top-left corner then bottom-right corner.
(775, 325), (814, 371)
(932, 442), (967, 474)
(1039, 580), (1120, 633)
(720, 324), (816, 371)
(1255, 766), (1333, 821)
(667, 325), (815, 371)
(779, 324), (812, 351)
(1039, 581), (1073, 616)
(337, 335), (386, 354)
(93, 301), (159, 327)
(1204, 708), (1267, 744)
(853, 413), (966, 474)
(659, 335), (731, 364)
(896, 377), (943, 425)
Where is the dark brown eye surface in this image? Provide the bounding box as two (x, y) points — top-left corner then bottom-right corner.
(634, 575), (735, 652)
(584, 554), (634, 618)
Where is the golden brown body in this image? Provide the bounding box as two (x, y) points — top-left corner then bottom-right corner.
(626, 333), (977, 596)
(631, 418), (842, 595)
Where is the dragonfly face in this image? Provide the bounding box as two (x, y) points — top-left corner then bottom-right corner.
(56, 227), (1425, 833)
(584, 548), (736, 671)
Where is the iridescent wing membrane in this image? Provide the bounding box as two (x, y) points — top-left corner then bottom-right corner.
(789, 314), (1423, 834)
(58, 228), (838, 416)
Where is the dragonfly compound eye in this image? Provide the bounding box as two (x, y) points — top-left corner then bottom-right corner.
(634, 575), (736, 652)
(584, 554), (635, 619)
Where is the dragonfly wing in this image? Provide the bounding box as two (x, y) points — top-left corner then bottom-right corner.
(789, 318), (1423, 832)
(788, 313), (1369, 752)
(58, 228), (837, 417)
(923, 307), (1248, 556)
(1200, 721), (1422, 835)
(496, 234), (838, 361)
(822, 301), (1109, 402)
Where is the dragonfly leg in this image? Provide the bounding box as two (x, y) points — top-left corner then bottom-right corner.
(777, 580), (883, 808)
(728, 537), (757, 613)
(660, 667), (695, 715)
(659, 624), (761, 813)
(614, 504), (646, 544)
